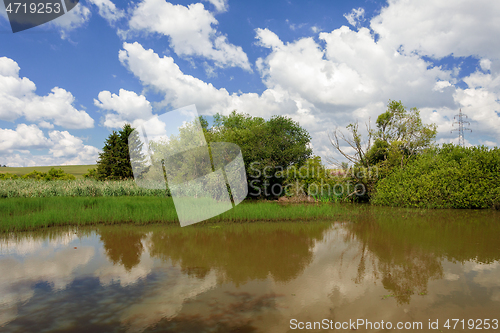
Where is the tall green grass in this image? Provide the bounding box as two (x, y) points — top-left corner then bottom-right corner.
(0, 196), (356, 233)
(0, 179), (168, 198)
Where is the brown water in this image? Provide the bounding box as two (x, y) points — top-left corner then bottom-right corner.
(1, 206), (499, 332)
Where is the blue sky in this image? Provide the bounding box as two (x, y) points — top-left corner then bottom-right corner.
(1, 0), (499, 167)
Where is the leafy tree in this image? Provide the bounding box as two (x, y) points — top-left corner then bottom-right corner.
(96, 131), (121, 180)
(96, 124), (139, 180)
(124, 124), (150, 180)
(329, 100), (437, 200)
(147, 116), (211, 185)
(118, 124), (135, 179)
(140, 111), (311, 198)
(366, 100), (437, 167)
(205, 111), (313, 198)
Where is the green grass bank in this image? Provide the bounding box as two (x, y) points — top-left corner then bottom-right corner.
(0, 196), (358, 233)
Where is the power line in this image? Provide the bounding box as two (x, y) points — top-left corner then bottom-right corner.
(451, 108), (472, 147)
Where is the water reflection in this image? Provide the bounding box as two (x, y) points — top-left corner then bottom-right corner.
(0, 207), (499, 332)
(346, 217), (445, 304)
(0, 230), (95, 328)
(148, 223), (327, 285)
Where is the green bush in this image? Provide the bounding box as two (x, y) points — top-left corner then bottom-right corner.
(22, 170), (47, 180)
(372, 144), (500, 209)
(21, 167), (76, 180)
(0, 173), (18, 180)
(83, 168), (97, 179)
(283, 156), (356, 202)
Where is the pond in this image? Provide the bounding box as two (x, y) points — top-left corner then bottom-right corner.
(1, 206), (499, 332)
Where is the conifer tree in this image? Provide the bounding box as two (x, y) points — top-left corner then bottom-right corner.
(96, 124), (141, 180)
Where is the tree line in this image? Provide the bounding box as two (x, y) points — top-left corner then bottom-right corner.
(90, 102), (499, 208)
(90, 112), (313, 198)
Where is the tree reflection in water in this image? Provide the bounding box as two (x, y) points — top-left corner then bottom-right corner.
(345, 207), (500, 304)
(97, 222), (331, 285)
(95, 207), (500, 306)
(99, 229), (146, 271)
(1, 207), (499, 332)
(148, 223), (329, 285)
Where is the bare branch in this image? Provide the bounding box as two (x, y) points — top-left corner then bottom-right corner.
(328, 120), (373, 169)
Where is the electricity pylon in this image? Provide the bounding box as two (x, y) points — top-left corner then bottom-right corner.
(451, 109), (472, 147)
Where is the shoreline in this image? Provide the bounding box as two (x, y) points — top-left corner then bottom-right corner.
(0, 196), (358, 233)
(1, 196), (498, 233)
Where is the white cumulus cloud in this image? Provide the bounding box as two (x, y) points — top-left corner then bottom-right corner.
(0, 124), (52, 151)
(49, 2), (92, 39)
(344, 7), (365, 28)
(0, 57), (94, 129)
(94, 89), (154, 128)
(125, 0), (251, 71)
(203, 0), (228, 13)
(0, 124), (100, 166)
(115, 0), (500, 163)
(370, 0), (500, 60)
(87, 0), (125, 24)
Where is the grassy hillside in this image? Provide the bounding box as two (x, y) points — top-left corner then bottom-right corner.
(0, 165), (96, 179)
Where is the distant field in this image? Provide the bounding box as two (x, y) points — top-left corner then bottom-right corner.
(0, 165), (96, 178)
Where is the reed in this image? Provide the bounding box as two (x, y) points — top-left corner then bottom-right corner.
(0, 179), (168, 198)
(0, 196), (356, 233)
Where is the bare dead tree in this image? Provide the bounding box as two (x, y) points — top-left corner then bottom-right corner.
(327, 120), (373, 169)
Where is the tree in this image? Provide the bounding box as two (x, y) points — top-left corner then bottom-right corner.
(329, 121), (373, 169)
(147, 116), (213, 190)
(366, 100), (437, 167)
(328, 100), (437, 200)
(127, 125), (149, 179)
(330, 100), (437, 170)
(205, 111), (313, 198)
(96, 124), (137, 180)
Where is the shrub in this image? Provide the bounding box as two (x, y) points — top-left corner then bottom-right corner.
(45, 167), (76, 180)
(372, 144), (500, 209)
(283, 156), (355, 202)
(83, 168), (97, 179)
(22, 170), (47, 180)
(21, 168), (76, 180)
(0, 173), (18, 180)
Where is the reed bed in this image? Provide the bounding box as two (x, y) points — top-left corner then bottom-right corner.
(0, 196), (357, 233)
(0, 179), (168, 198)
